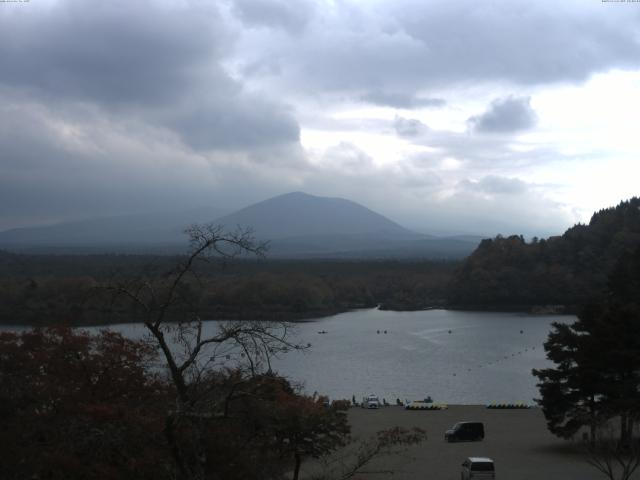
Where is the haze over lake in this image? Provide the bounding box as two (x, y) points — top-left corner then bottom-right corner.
(5, 308), (567, 405)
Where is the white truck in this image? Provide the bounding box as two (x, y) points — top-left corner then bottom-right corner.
(362, 394), (381, 409)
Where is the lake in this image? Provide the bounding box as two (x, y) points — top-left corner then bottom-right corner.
(4, 308), (572, 405)
(270, 308), (570, 405)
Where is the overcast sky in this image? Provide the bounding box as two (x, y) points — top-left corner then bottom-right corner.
(1, 0), (639, 236)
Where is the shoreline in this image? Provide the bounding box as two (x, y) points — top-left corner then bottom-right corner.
(0, 304), (574, 329)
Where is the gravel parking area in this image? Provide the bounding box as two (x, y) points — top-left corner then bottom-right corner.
(337, 405), (612, 480)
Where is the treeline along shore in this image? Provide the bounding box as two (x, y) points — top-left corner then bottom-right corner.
(448, 197), (640, 312)
(1, 197), (639, 326)
(0, 254), (455, 326)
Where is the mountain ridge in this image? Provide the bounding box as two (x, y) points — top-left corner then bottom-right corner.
(214, 192), (422, 240)
(0, 192), (480, 258)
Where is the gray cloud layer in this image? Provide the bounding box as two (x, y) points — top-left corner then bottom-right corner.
(234, 0), (640, 96)
(468, 96), (537, 133)
(0, 1), (225, 105)
(0, 97), (305, 229)
(231, 0), (317, 34)
(460, 176), (530, 196)
(0, 0), (628, 234)
(0, 0), (300, 152)
(360, 91), (446, 109)
(393, 115), (428, 137)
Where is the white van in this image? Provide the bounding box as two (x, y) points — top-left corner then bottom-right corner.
(362, 394), (381, 409)
(461, 457), (495, 480)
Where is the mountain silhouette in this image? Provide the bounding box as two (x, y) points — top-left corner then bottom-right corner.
(0, 192), (480, 258)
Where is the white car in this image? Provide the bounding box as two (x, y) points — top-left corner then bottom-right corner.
(362, 394), (381, 409)
(461, 457), (495, 480)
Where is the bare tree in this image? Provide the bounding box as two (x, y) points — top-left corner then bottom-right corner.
(311, 427), (427, 480)
(109, 224), (303, 480)
(584, 422), (640, 480)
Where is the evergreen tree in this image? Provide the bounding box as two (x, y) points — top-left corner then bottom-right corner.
(532, 321), (602, 440)
(533, 245), (640, 444)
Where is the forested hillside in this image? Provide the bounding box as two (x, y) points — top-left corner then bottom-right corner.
(4, 198), (639, 325)
(448, 198), (640, 311)
(0, 255), (454, 326)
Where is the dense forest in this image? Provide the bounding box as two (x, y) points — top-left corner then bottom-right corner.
(447, 197), (640, 311)
(0, 253), (455, 326)
(2, 197), (639, 325)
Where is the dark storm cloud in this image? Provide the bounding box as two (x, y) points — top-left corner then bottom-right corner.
(468, 96), (537, 133)
(0, 0), (300, 152)
(0, 0), (305, 229)
(0, 100), (305, 230)
(360, 91), (446, 109)
(0, 1), (226, 105)
(231, 0), (316, 34)
(0, 103), (200, 225)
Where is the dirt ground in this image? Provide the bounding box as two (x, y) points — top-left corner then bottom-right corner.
(317, 405), (624, 480)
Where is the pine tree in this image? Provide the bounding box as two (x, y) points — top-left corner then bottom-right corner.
(533, 245), (640, 444)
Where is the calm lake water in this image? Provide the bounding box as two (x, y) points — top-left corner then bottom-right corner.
(271, 308), (570, 405)
(6, 308), (572, 405)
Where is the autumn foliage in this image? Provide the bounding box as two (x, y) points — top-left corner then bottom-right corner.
(0, 328), (355, 480)
(0, 327), (167, 479)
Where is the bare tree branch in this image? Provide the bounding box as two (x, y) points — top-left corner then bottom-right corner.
(104, 223), (301, 480)
(311, 427), (427, 480)
(584, 422), (640, 480)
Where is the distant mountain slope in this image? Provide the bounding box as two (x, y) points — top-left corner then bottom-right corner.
(215, 192), (420, 239)
(0, 192), (481, 258)
(447, 197), (640, 309)
(0, 207), (228, 248)
(213, 192), (479, 258)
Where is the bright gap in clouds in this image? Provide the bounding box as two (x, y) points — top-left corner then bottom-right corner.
(528, 69), (640, 222)
(297, 67), (640, 232)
